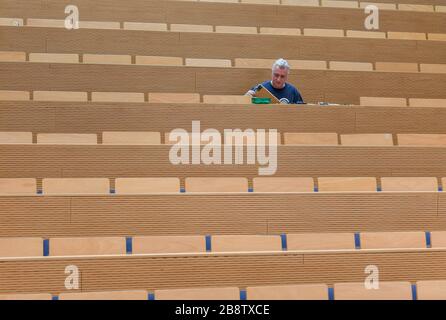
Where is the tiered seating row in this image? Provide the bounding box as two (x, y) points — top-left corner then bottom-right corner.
(0, 280), (441, 300)
(0, 177), (445, 195)
(3, 27), (445, 65)
(2, 0), (445, 13)
(175, 0), (446, 12)
(1, 63), (444, 104)
(3, 280), (446, 300)
(3, 230), (446, 258)
(361, 97), (446, 107)
(0, 191), (444, 237)
(5, 279), (446, 300)
(1, 0), (445, 34)
(2, 145), (446, 177)
(0, 89), (252, 104)
(2, 21), (446, 42)
(3, 131), (446, 146)
(2, 51), (446, 76)
(1, 91), (446, 108)
(2, 90), (446, 108)
(2, 101), (446, 135)
(1, 248), (446, 295)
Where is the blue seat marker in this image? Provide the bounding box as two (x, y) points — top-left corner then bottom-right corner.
(126, 237), (133, 254)
(205, 235), (212, 252)
(425, 232), (432, 248)
(328, 287), (335, 300)
(354, 233), (361, 249)
(240, 290), (247, 301)
(280, 234), (287, 251)
(148, 293), (155, 301)
(43, 239), (50, 256)
(411, 284), (417, 300)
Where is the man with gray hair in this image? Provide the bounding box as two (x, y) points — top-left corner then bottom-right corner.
(246, 58), (304, 104)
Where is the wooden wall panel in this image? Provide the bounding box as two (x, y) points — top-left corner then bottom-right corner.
(1, 0), (444, 32)
(1, 145), (446, 177)
(3, 102), (446, 135)
(0, 193), (443, 237)
(1, 27), (446, 64)
(1, 249), (446, 294)
(2, 63), (443, 104)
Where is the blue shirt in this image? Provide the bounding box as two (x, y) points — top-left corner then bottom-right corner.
(252, 81), (304, 104)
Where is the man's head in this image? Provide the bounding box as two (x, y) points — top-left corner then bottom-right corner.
(271, 58), (290, 89)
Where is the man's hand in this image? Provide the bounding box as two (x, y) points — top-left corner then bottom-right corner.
(245, 90), (256, 97)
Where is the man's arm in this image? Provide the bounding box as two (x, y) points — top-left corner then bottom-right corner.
(294, 88), (305, 104)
